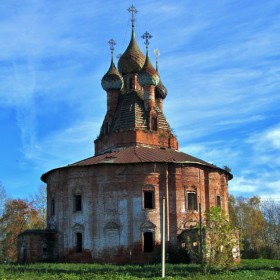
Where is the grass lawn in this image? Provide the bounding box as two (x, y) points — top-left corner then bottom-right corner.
(0, 259), (279, 279)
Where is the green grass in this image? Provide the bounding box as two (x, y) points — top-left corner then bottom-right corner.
(0, 259), (279, 279)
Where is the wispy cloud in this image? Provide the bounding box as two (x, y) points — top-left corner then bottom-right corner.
(0, 0), (280, 201)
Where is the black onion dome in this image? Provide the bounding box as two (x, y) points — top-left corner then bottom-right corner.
(138, 53), (159, 86)
(155, 78), (167, 99)
(101, 60), (123, 91)
(117, 30), (145, 75)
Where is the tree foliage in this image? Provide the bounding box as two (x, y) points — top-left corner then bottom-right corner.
(229, 195), (280, 259)
(204, 207), (237, 270)
(0, 198), (44, 261)
(30, 184), (47, 228)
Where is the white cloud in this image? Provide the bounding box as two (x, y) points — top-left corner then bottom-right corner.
(21, 119), (101, 172)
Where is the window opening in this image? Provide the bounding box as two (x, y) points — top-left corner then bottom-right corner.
(217, 195), (221, 207)
(144, 191), (154, 209)
(74, 195), (82, 212)
(187, 192), (198, 211)
(51, 199), (55, 216)
(76, 232), (83, 253)
(151, 117), (157, 131)
(104, 122), (109, 135)
(129, 77), (133, 89)
(143, 232), (154, 252)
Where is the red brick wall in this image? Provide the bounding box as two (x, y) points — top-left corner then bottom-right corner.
(95, 130), (178, 155)
(45, 162), (229, 263)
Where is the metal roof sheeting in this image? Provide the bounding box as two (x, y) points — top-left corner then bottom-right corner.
(70, 146), (215, 167)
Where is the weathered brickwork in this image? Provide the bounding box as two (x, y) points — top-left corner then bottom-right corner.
(18, 7), (235, 264)
(34, 162), (229, 263)
(95, 130), (178, 155)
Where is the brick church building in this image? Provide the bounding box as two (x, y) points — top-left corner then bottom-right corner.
(18, 6), (232, 263)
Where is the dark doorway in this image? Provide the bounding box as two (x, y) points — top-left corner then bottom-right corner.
(76, 232), (83, 252)
(143, 232), (154, 252)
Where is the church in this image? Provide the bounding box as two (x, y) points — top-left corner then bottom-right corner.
(18, 6), (232, 264)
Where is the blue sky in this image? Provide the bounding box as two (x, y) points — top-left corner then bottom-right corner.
(0, 0), (279, 200)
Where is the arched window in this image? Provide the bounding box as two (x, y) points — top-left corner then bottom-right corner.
(72, 224), (84, 253)
(104, 222), (120, 250)
(141, 220), (156, 253)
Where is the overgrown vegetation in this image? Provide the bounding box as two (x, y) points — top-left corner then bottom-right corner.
(203, 207), (237, 271)
(0, 183), (46, 262)
(0, 259), (279, 279)
(229, 195), (280, 259)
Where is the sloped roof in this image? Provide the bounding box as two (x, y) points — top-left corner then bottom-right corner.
(41, 146), (232, 182)
(70, 146), (217, 168)
(100, 90), (171, 135)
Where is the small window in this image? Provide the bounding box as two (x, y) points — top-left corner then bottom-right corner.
(143, 232), (154, 252)
(217, 195), (221, 207)
(144, 191), (154, 209)
(76, 232), (83, 253)
(187, 192), (197, 211)
(51, 199), (55, 216)
(74, 195), (82, 212)
(151, 117), (157, 131)
(104, 122), (109, 135)
(129, 77), (133, 89)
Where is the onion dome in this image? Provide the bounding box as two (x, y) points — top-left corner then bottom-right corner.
(101, 59), (123, 91)
(138, 31), (159, 87)
(155, 79), (167, 99)
(117, 29), (145, 76)
(101, 39), (124, 91)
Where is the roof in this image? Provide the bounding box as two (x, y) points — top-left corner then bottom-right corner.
(99, 90), (170, 135)
(41, 146), (232, 182)
(41, 146), (233, 182)
(117, 29), (145, 75)
(70, 146), (216, 166)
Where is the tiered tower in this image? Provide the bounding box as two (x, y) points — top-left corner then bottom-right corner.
(96, 6), (177, 155)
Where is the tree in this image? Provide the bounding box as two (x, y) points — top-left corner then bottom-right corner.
(235, 196), (266, 258)
(261, 199), (280, 259)
(228, 194), (238, 228)
(0, 182), (7, 217)
(30, 185), (47, 228)
(0, 182), (7, 260)
(204, 207), (237, 271)
(0, 199), (43, 261)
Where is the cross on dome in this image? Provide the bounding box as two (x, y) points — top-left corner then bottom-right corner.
(128, 5), (138, 27)
(141, 31), (152, 48)
(108, 38), (116, 55)
(154, 49), (160, 72)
